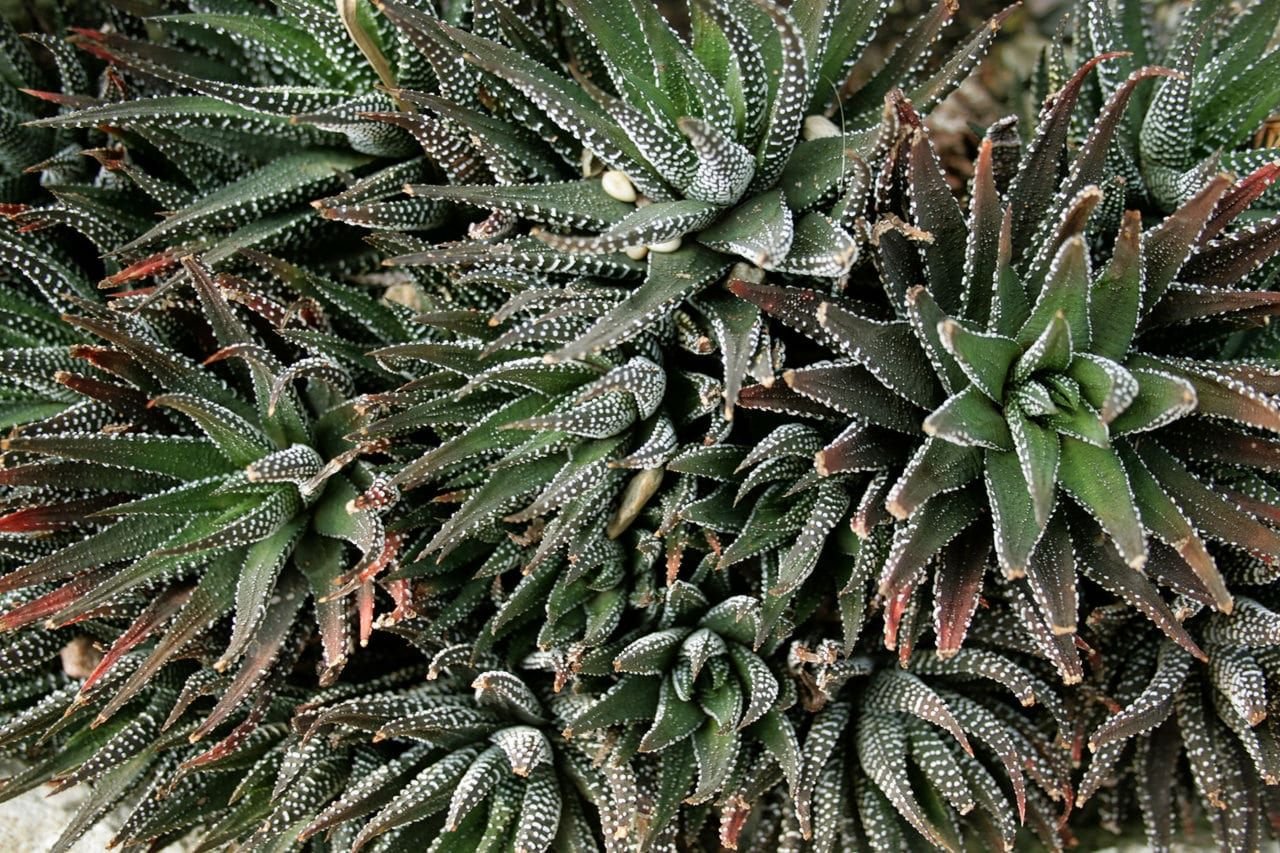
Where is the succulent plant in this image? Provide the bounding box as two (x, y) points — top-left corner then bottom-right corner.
(1, 0), (1280, 851)
(739, 66), (1280, 679)
(1074, 597), (1280, 852)
(371, 0), (1014, 403)
(1051, 0), (1280, 214)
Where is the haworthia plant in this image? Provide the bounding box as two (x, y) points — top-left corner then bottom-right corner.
(0, 0), (1278, 851)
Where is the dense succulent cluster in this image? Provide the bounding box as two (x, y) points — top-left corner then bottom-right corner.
(1, 0), (1280, 850)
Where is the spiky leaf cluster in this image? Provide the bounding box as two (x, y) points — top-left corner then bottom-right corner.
(0, 1), (1279, 852)
(1050, 0), (1280, 214)
(744, 59), (1280, 681)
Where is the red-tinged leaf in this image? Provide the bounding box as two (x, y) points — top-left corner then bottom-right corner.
(853, 472), (894, 538)
(732, 381), (841, 420)
(1023, 186), (1103, 298)
(989, 208), (1030, 339)
(92, 554), (238, 726)
(1006, 53), (1127, 259)
(0, 513), (187, 595)
(1130, 355), (1280, 433)
(815, 422), (908, 476)
(99, 251), (180, 288)
(727, 279), (838, 350)
(68, 344), (148, 388)
(0, 496), (117, 533)
(886, 438), (982, 520)
(1076, 531), (1204, 661)
(1160, 422), (1280, 471)
(816, 301), (943, 409)
(783, 362), (921, 433)
(1060, 66), (1175, 203)
(1201, 162), (1280, 244)
(1058, 438), (1147, 569)
(1135, 441), (1280, 561)
(1142, 285), (1280, 328)
(173, 695), (271, 782)
(53, 371), (152, 421)
(1145, 540), (1218, 607)
(63, 312), (254, 418)
(1142, 174), (1232, 312)
(878, 490), (980, 598)
(0, 570), (107, 631)
(1179, 216), (1280, 288)
(1090, 210), (1143, 362)
(1119, 445), (1231, 612)
(906, 123), (967, 316)
(960, 136), (1001, 328)
(932, 527), (989, 658)
(80, 584), (193, 694)
(1023, 511), (1077, 636)
(190, 569), (306, 742)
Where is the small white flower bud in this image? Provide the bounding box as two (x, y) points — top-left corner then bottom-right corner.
(649, 237), (682, 253)
(624, 244), (650, 260)
(601, 170), (638, 202)
(803, 115), (841, 140)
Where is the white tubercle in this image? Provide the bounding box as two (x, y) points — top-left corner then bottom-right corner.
(802, 115), (841, 140)
(624, 245), (650, 261)
(601, 170), (638, 203)
(649, 237), (682, 254)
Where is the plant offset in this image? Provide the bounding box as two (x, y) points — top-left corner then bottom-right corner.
(1, 0), (1279, 850)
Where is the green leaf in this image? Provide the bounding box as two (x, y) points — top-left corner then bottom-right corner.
(1142, 174), (1232, 312)
(984, 447), (1044, 576)
(938, 319), (1020, 402)
(565, 675), (659, 737)
(1012, 312), (1073, 384)
(116, 149), (372, 254)
(1117, 444), (1231, 612)
(0, 434), (235, 481)
(1023, 511), (1077, 636)
(1108, 368), (1197, 435)
(878, 490), (980, 597)
(1057, 438), (1146, 569)
(886, 438), (983, 520)
(818, 301), (943, 409)
(1135, 441), (1280, 560)
(441, 18), (669, 195)
(1007, 405), (1059, 527)
(218, 517), (308, 670)
(148, 393), (273, 467)
(406, 180), (636, 230)
(547, 245), (729, 361)
(1018, 236), (1091, 349)
(698, 189), (794, 267)
(785, 362), (922, 433)
(924, 386), (1012, 450)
